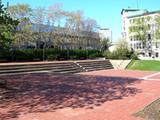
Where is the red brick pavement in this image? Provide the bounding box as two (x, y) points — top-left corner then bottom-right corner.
(80, 69), (156, 79)
(0, 69), (160, 120)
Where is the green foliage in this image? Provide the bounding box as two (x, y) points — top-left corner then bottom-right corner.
(104, 48), (138, 60)
(88, 52), (103, 59)
(0, 2), (19, 49)
(129, 17), (149, 43)
(103, 38), (138, 60)
(7, 4), (34, 47)
(155, 16), (160, 41)
(100, 38), (111, 52)
(0, 49), (102, 62)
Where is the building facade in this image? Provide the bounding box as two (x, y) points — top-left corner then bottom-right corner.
(15, 24), (101, 50)
(121, 9), (160, 60)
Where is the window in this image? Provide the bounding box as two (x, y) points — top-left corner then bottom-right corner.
(130, 19), (132, 23)
(156, 53), (159, 57)
(139, 43), (142, 49)
(136, 43), (139, 49)
(149, 52), (152, 57)
(142, 53), (145, 56)
(130, 36), (133, 41)
(148, 34), (151, 40)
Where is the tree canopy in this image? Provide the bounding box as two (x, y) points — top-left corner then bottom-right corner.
(0, 1), (19, 49)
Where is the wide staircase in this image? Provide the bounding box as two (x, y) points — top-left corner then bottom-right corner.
(0, 60), (113, 75)
(0, 62), (83, 75)
(75, 60), (113, 72)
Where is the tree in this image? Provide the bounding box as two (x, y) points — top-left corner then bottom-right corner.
(100, 38), (111, 52)
(3, 2), (100, 51)
(83, 18), (98, 32)
(31, 7), (47, 48)
(129, 17), (151, 54)
(14, 18), (34, 49)
(7, 4), (33, 49)
(0, 0), (19, 49)
(47, 3), (64, 48)
(7, 3), (32, 19)
(83, 18), (98, 50)
(104, 38), (137, 60)
(67, 10), (85, 49)
(48, 3), (63, 26)
(154, 15), (160, 41)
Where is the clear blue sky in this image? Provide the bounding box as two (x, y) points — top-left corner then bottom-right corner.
(3, 0), (160, 42)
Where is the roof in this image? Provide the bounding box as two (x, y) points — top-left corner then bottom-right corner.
(121, 9), (140, 15)
(128, 10), (160, 18)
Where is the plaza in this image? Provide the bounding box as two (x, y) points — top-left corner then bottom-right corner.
(0, 69), (160, 120)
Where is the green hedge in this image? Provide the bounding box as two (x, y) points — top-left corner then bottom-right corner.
(0, 49), (103, 62)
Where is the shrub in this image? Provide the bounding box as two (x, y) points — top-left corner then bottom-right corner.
(0, 49), (103, 62)
(104, 48), (138, 60)
(130, 53), (139, 60)
(47, 55), (57, 61)
(89, 52), (103, 59)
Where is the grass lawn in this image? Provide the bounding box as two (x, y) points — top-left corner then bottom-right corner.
(127, 60), (160, 71)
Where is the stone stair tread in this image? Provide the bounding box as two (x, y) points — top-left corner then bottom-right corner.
(0, 65), (74, 71)
(77, 62), (110, 65)
(0, 66), (79, 74)
(0, 60), (113, 75)
(81, 64), (113, 68)
(0, 64), (73, 70)
(86, 67), (113, 71)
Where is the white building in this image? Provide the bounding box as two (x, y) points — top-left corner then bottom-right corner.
(99, 28), (112, 42)
(121, 9), (160, 60)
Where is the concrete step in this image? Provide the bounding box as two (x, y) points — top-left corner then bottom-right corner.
(77, 61), (110, 65)
(53, 69), (83, 74)
(80, 64), (113, 68)
(0, 68), (83, 76)
(76, 60), (113, 72)
(0, 60), (113, 75)
(0, 64), (74, 71)
(86, 67), (113, 72)
(0, 66), (81, 74)
(0, 63), (73, 70)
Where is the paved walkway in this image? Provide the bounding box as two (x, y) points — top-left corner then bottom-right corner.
(0, 69), (160, 120)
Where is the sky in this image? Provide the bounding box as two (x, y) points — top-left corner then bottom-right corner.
(3, 0), (160, 42)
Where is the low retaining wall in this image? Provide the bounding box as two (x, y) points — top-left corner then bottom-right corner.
(109, 60), (132, 69)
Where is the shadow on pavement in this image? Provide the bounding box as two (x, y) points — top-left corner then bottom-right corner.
(0, 73), (142, 120)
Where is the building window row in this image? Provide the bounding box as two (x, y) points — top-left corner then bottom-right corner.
(130, 34), (153, 41)
(130, 43), (145, 49)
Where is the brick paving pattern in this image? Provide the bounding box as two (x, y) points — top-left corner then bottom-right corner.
(0, 69), (160, 120)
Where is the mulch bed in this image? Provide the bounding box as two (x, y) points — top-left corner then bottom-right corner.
(134, 98), (160, 120)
